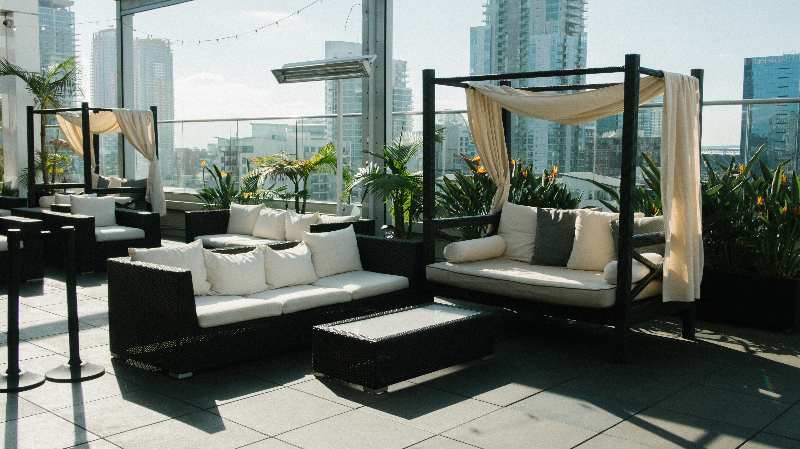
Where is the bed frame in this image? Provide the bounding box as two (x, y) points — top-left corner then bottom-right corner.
(421, 54), (704, 361)
(26, 102), (157, 209)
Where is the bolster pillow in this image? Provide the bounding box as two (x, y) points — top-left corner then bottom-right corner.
(443, 235), (507, 264)
(603, 253), (663, 285)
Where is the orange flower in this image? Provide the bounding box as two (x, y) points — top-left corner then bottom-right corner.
(780, 205), (788, 215)
(756, 196), (764, 207)
(521, 169), (528, 178)
(471, 155), (481, 163)
(781, 174), (788, 186)
(738, 164), (746, 175)
(200, 159), (207, 168)
(476, 166), (487, 174)
(220, 170), (229, 178)
(550, 165), (559, 177)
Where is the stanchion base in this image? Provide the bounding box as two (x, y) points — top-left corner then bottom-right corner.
(0, 370), (46, 393)
(45, 362), (105, 383)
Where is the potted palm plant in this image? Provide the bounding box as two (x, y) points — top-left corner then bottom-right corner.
(0, 57), (78, 186)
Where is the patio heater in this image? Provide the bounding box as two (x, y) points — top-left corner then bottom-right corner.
(272, 55), (375, 214)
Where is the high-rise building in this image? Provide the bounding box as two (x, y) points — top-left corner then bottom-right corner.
(741, 53), (800, 168)
(323, 40), (414, 201)
(91, 28), (120, 176)
(469, 25), (491, 76)
(134, 38), (175, 182)
(38, 0), (76, 103)
(472, 0), (588, 173)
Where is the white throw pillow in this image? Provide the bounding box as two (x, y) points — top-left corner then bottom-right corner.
(497, 202), (537, 262)
(54, 193), (72, 205)
(566, 210), (620, 271)
(39, 195), (55, 208)
(263, 243), (318, 288)
(71, 196), (117, 227)
(227, 203), (263, 235)
(131, 240), (211, 295)
(444, 235), (506, 264)
(318, 214), (360, 224)
(252, 207), (287, 240)
(285, 211), (320, 241)
(603, 253), (664, 285)
(302, 225), (362, 278)
(204, 248), (269, 295)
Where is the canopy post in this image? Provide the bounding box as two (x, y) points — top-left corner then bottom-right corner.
(93, 134), (101, 175)
(422, 68), (436, 265)
(499, 80), (512, 160)
(614, 53), (641, 362)
(26, 106), (36, 207)
(81, 102), (93, 194)
(150, 105), (159, 159)
(691, 69), (704, 147)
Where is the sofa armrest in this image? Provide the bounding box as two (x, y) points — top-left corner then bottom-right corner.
(311, 218), (376, 236)
(357, 236), (424, 289)
(116, 209), (161, 247)
(107, 257), (198, 352)
(0, 196), (27, 210)
(50, 204), (71, 213)
(0, 216), (45, 280)
(185, 209), (229, 243)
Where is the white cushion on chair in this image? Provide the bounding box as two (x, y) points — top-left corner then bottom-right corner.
(443, 235), (506, 264)
(285, 211), (320, 241)
(313, 271), (408, 300)
(71, 196), (117, 227)
(195, 234), (280, 249)
(131, 240), (211, 296)
(227, 204), (263, 235)
(262, 243), (317, 288)
(0, 235), (7, 252)
(95, 225), (145, 242)
(0, 209), (10, 217)
(302, 225), (362, 278)
(497, 202), (537, 262)
(204, 248), (268, 295)
(194, 295), (282, 328)
(252, 207), (287, 240)
(567, 210), (620, 271)
(603, 253), (664, 285)
(318, 214), (360, 224)
(247, 285), (351, 314)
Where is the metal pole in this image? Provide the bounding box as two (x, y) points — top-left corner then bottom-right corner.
(0, 229), (45, 392)
(45, 226), (105, 383)
(422, 69), (436, 264)
(81, 102), (93, 194)
(26, 106), (36, 207)
(336, 79), (344, 215)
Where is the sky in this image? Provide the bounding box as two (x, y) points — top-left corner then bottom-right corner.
(71, 0), (800, 147)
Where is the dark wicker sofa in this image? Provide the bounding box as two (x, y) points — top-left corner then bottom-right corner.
(0, 215), (45, 282)
(107, 235), (425, 376)
(185, 208), (376, 246)
(13, 206), (160, 272)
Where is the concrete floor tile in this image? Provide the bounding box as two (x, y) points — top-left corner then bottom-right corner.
(0, 411), (101, 449)
(213, 387), (349, 436)
(106, 410), (264, 449)
(406, 436), (480, 449)
(741, 433), (800, 449)
(766, 404), (800, 440)
(290, 377), (388, 408)
(443, 407), (596, 449)
(19, 372), (139, 410)
(511, 388), (639, 432)
(0, 395), (49, 423)
(281, 409), (432, 449)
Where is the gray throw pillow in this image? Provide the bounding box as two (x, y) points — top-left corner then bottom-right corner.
(531, 208), (580, 266)
(610, 215), (665, 255)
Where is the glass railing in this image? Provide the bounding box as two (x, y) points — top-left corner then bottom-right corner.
(148, 98), (798, 208)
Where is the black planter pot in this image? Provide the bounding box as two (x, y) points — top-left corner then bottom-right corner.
(699, 269), (800, 332)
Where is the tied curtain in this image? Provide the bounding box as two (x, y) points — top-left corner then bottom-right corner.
(56, 109), (167, 216)
(465, 74), (702, 302)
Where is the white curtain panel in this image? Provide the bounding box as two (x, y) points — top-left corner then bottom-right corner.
(56, 109), (167, 216)
(464, 73), (702, 302)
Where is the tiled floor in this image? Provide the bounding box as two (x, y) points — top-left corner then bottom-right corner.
(2, 272), (800, 449)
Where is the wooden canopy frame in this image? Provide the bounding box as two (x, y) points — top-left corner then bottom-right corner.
(25, 101), (159, 208)
(421, 54), (704, 360)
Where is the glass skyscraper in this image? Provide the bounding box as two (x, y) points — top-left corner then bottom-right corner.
(741, 53), (800, 168)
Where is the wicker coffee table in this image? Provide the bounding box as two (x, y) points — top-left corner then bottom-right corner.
(312, 302), (494, 393)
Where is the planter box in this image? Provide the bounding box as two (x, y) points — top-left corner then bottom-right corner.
(699, 269), (800, 332)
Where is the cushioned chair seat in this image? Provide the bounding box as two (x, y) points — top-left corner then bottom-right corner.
(0, 235), (6, 252)
(313, 270), (409, 300)
(247, 285), (351, 314)
(95, 225), (146, 242)
(194, 295), (283, 328)
(195, 233), (280, 248)
(426, 258), (661, 309)
(0, 209), (11, 217)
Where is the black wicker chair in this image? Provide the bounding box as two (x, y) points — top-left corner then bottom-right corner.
(13, 206), (160, 272)
(107, 235), (425, 376)
(0, 196), (27, 215)
(184, 208), (376, 245)
(0, 216), (44, 283)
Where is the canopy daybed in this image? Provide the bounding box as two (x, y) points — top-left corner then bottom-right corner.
(422, 54), (704, 360)
(25, 102), (167, 216)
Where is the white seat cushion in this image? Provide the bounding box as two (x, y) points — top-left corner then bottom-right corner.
(263, 243), (318, 288)
(497, 202), (537, 262)
(194, 295), (282, 328)
(313, 271), (409, 300)
(302, 225), (362, 278)
(426, 258), (661, 309)
(194, 234), (280, 249)
(204, 248), (268, 295)
(227, 204), (263, 235)
(285, 211), (320, 241)
(130, 240), (211, 296)
(71, 195), (117, 227)
(246, 285), (351, 314)
(0, 235), (7, 252)
(0, 209), (11, 217)
(253, 208), (287, 240)
(95, 225), (146, 242)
